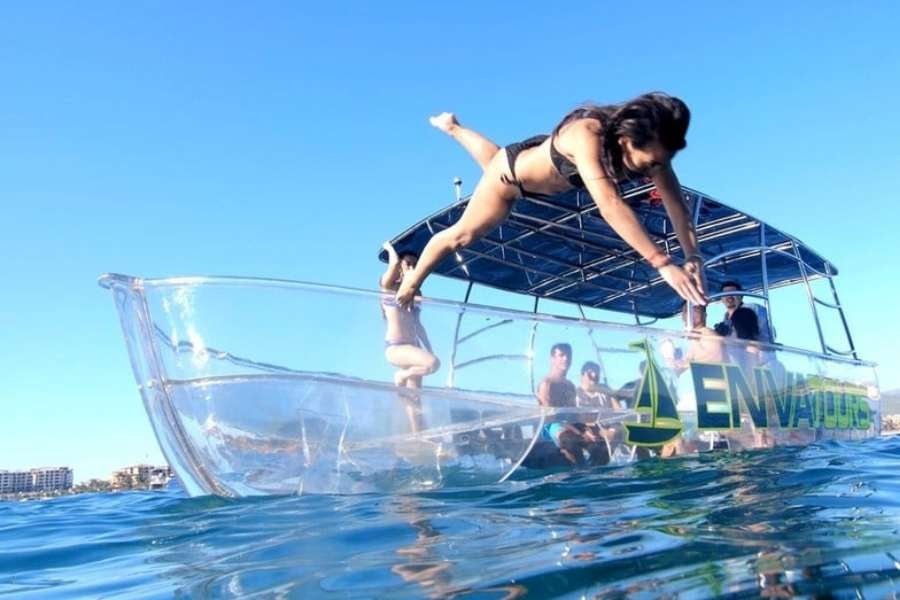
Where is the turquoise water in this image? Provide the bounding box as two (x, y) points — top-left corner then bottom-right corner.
(3, 438), (900, 598)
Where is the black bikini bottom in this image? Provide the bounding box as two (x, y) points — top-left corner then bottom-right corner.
(501, 135), (553, 200)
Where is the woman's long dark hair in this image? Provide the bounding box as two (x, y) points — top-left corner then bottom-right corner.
(553, 92), (690, 179)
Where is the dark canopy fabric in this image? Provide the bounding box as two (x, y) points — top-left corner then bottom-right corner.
(380, 180), (834, 319)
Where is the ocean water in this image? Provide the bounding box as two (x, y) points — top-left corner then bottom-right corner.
(3, 438), (900, 599)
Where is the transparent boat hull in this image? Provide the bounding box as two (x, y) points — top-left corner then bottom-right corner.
(100, 274), (881, 497)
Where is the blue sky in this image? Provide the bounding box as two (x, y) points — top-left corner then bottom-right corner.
(2, 2), (898, 481)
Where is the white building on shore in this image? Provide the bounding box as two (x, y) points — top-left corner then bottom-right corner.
(0, 467), (74, 494)
(111, 464), (173, 490)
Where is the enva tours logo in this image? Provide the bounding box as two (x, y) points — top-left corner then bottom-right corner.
(623, 339), (873, 447)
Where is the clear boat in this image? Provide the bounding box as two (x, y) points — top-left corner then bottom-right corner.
(100, 180), (880, 496)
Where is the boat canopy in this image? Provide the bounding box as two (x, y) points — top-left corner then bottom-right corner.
(381, 180), (836, 320)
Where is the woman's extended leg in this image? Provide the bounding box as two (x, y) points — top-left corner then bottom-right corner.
(395, 152), (519, 305)
(430, 112), (501, 171)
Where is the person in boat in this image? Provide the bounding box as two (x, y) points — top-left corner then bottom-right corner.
(717, 281), (787, 395)
(537, 343), (577, 408)
(576, 360), (623, 450)
(395, 92), (707, 308)
(576, 361), (621, 409)
(716, 281), (774, 344)
(670, 303), (726, 375)
(380, 242), (440, 393)
(536, 344), (609, 465)
(614, 359), (647, 409)
(661, 303), (726, 456)
(728, 306), (762, 375)
(726, 306), (782, 449)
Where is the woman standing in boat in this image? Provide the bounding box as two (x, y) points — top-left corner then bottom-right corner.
(380, 242), (440, 390)
(395, 92), (707, 307)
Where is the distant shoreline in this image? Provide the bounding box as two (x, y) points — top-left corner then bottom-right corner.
(1, 483), (171, 503)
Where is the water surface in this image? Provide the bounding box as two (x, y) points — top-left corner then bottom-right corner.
(2, 437), (899, 598)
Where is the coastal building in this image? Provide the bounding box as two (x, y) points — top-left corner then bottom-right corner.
(111, 464), (153, 488)
(111, 464), (173, 490)
(883, 414), (900, 433)
(148, 466), (173, 489)
(0, 471), (31, 494)
(0, 467), (73, 494)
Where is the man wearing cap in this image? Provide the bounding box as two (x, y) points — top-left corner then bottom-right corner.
(575, 361), (621, 410)
(716, 280), (774, 344)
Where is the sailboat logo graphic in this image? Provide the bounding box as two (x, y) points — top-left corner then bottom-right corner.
(623, 339), (683, 446)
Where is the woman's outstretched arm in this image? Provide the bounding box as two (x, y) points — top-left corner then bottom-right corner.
(652, 165), (705, 292)
(653, 166), (697, 256)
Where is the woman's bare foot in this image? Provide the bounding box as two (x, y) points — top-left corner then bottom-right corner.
(429, 112), (459, 135)
(394, 371), (408, 387)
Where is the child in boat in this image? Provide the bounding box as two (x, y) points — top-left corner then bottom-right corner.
(380, 242), (440, 393)
(396, 93), (707, 309)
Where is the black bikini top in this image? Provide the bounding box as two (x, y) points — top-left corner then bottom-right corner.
(504, 129), (638, 201)
(549, 138), (584, 188)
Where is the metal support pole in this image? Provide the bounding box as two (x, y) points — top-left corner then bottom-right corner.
(759, 224), (775, 343)
(663, 217), (671, 256)
(691, 192), (705, 336)
(447, 280), (474, 388)
(792, 240), (828, 355)
(528, 297), (540, 393)
(578, 304), (609, 385)
(576, 203), (585, 272)
(826, 262), (859, 360)
(691, 193), (703, 227)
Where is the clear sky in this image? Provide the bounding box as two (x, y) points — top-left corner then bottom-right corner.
(2, 2), (898, 481)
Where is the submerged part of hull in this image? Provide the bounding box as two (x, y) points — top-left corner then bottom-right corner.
(99, 275), (881, 497)
(165, 374), (547, 495)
